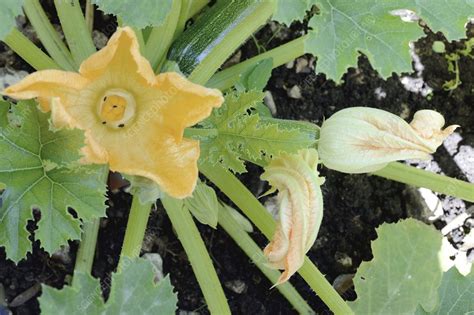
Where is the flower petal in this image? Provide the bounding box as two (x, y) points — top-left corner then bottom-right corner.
(318, 107), (459, 173)
(79, 27), (156, 85)
(106, 134), (200, 198)
(2, 70), (86, 111)
(153, 72), (224, 140)
(261, 149), (324, 285)
(410, 110), (459, 150)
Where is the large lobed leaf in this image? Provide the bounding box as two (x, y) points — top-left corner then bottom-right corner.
(0, 0), (24, 40)
(92, 0), (173, 29)
(199, 91), (316, 173)
(350, 218), (443, 314)
(40, 258), (178, 315)
(273, 0), (317, 26)
(307, 0), (472, 82)
(416, 268), (474, 314)
(0, 100), (106, 262)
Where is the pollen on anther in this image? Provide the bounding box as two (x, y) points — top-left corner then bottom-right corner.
(118, 124), (125, 128)
(102, 121), (106, 125)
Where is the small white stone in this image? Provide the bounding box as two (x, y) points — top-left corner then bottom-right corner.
(224, 280), (247, 294)
(287, 85), (302, 99)
(295, 58), (310, 73)
(263, 91), (277, 116)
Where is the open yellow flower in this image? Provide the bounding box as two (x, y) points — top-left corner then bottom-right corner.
(318, 107), (459, 174)
(261, 149), (324, 285)
(3, 27), (223, 198)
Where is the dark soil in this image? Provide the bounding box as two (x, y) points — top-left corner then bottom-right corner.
(0, 4), (473, 315)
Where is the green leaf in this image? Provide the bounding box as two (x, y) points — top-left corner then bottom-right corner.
(273, 0), (316, 25)
(415, 268), (474, 314)
(0, 101), (107, 262)
(350, 218), (443, 314)
(236, 58), (273, 92)
(124, 174), (162, 204)
(184, 181), (219, 228)
(0, 0), (24, 40)
(39, 258), (178, 315)
(199, 91), (316, 173)
(92, 0), (173, 29)
(106, 258), (177, 315)
(40, 269), (103, 314)
(307, 0), (472, 81)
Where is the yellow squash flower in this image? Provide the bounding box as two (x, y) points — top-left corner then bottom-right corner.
(3, 27), (224, 198)
(318, 107), (458, 173)
(261, 149), (324, 285)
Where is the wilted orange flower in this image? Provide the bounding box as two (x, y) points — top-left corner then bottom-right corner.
(261, 149), (324, 285)
(3, 27), (223, 198)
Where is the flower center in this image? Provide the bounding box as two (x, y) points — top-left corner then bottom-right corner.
(98, 89), (136, 129)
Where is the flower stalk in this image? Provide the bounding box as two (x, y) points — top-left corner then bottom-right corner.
(119, 196), (153, 263)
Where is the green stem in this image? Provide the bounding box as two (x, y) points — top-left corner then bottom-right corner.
(207, 35), (308, 90)
(374, 162), (474, 202)
(85, 0), (94, 33)
(144, 0), (182, 71)
(218, 205), (314, 314)
(200, 162), (353, 315)
(189, 0), (275, 85)
(162, 195), (230, 315)
(119, 197), (153, 264)
(73, 218), (100, 283)
(72, 166), (108, 283)
(184, 127), (217, 139)
(133, 28), (146, 53)
(23, 0), (76, 70)
(54, 0), (96, 65)
(3, 29), (60, 70)
(187, 0), (210, 19)
(174, 0), (192, 38)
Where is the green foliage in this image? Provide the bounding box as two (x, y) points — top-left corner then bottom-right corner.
(40, 258), (177, 315)
(184, 181), (219, 228)
(92, 0), (173, 29)
(236, 58), (273, 92)
(124, 174), (162, 204)
(350, 219), (443, 314)
(199, 91), (316, 173)
(0, 0), (23, 40)
(273, 0), (316, 26)
(307, 0), (472, 81)
(236, 58), (274, 117)
(0, 101), (106, 262)
(415, 268), (474, 314)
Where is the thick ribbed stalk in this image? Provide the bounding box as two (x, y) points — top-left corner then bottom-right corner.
(23, 0), (76, 70)
(3, 29), (60, 70)
(85, 0), (95, 33)
(54, 0), (96, 65)
(207, 35), (308, 90)
(374, 162), (474, 202)
(119, 197), (153, 264)
(162, 195), (231, 315)
(144, 0), (182, 71)
(73, 218), (100, 285)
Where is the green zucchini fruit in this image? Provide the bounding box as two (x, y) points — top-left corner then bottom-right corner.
(167, 0), (274, 83)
